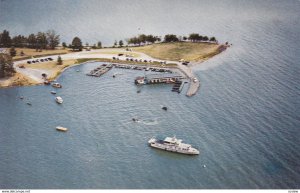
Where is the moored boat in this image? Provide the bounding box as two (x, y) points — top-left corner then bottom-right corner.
(52, 82), (62, 88)
(55, 96), (63, 104)
(148, 136), (199, 155)
(56, 126), (68, 132)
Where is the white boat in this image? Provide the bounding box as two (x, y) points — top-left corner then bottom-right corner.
(56, 126), (68, 132)
(52, 82), (62, 88)
(148, 136), (199, 155)
(55, 96), (63, 104)
(51, 91), (56, 94)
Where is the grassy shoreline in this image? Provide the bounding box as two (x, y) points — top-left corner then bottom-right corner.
(0, 42), (228, 88)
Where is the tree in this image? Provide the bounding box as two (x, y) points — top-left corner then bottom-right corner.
(12, 35), (27, 48)
(203, 36), (209, 41)
(146, 35), (156, 44)
(97, 41), (102, 48)
(20, 50), (25, 56)
(0, 53), (16, 78)
(155, 36), (161, 42)
(27, 34), (36, 49)
(183, 36), (188, 41)
(119, 40), (124, 47)
(210, 37), (216, 42)
(62, 42), (67, 48)
(0, 30), (12, 47)
(57, 55), (63, 65)
(138, 34), (147, 45)
(114, 40), (118, 47)
(71, 37), (83, 51)
(164, 34), (179, 42)
(36, 32), (48, 50)
(188, 33), (201, 42)
(9, 47), (17, 57)
(46, 30), (60, 49)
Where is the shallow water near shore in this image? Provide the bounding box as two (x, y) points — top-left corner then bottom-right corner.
(1, 0), (300, 189)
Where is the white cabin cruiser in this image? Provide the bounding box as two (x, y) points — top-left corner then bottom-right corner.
(52, 82), (62, 88)
(148, 136), (199, 155)
(55, 96), (63, 104)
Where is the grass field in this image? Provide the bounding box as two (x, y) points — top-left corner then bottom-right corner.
(132, 42), (221, 62)
(12, 48), (71, 61)
(88, 50), (140, 58)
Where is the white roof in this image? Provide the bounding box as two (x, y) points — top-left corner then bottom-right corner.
(164, 137), (182, 144)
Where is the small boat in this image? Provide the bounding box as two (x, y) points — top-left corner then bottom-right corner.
(132, 118), (139, 122)
(162, 106), (167, 111)
(148, 136), (199, 155)
(56, 126), (68, 132)
(20, 96), (24, 100)
(137, 90), (141, 93)
(44, 80), (50, 85)
(55, 96), (63, 104)
(26, 102), (32, 106)
(51, 91), (57, 94)
(76, 70), (80, 72)
(52, 83), (62, 88)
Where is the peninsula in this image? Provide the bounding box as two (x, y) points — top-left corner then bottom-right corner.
(0, 32), (229, 96)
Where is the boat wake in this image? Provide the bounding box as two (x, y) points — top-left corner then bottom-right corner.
(123, 118), (159, 126)
(141, 118), (159, 126)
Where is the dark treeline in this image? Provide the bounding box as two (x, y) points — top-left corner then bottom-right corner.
(0, 30), (102, 53)
(125, 33), (217, 46)
(126, 34), (161, 46)
(0, 29), (60, 50)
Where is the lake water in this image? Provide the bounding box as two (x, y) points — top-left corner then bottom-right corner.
(0, 0), (300, 189)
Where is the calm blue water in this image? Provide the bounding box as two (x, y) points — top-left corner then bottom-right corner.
(1, 0), (300, 189)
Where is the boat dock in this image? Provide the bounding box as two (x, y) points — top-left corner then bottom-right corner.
(114, 64), (173, 73)
(87, 63), (113, 77)
(171, 80), (184, 93)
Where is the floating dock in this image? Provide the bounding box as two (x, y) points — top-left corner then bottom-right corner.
(87, 63), (113, 77)
(171, 80), (184, 93)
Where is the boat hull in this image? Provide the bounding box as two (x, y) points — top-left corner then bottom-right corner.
(149, 143), (199, 155)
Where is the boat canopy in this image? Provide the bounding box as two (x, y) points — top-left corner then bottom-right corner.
(164, 136), (182, 144)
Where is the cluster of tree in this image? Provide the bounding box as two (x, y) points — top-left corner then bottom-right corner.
(164, 34), (179, 42)
(62, 38), (102, 51)
(126, 34), (161, 46)
(124, 33), (217, 46)
(91, 41), (102, 49)
(0, 54), (16, 78)
(113, 40), (124, 47)
(0, 30), (60, 50)
(187, 33), (216, 42)
(164, 33), (217, 43)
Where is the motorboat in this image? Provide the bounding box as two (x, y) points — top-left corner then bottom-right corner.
(52, 82), (62, 88)
(56, 126), (68, 132)
(55, 96), (63, 104)
(148, 136), (199, 155)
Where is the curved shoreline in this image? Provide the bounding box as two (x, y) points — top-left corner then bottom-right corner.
(1, 45), (228, 96)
